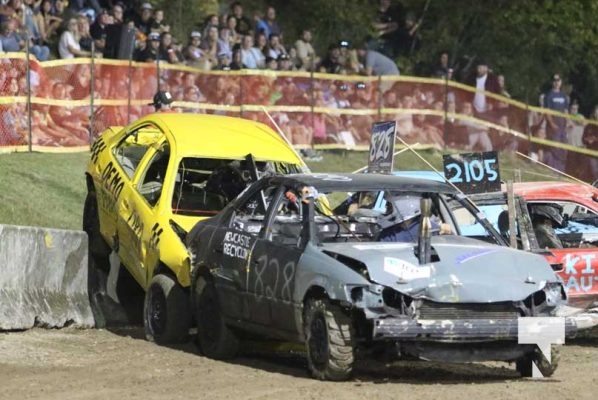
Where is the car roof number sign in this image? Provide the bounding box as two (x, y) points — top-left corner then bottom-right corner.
(368, 121), (397, 174)
(443, 151), (500, 194)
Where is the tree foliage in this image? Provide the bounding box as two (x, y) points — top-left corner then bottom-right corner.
(157, 0), (598, 114)
(401, 0), (598, 111)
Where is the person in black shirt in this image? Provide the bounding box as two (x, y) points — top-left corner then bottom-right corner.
(372, 0), (403, 57)
(90, 9), (109, 53)
(133, 2), (153, 37)
(318, 43), (343, 74)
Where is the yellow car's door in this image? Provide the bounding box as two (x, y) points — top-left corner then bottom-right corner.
(132, 142), (172, 288)
(114, 127), (166, 289)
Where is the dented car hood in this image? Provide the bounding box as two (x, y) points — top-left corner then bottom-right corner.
(322, 236), (558, 303)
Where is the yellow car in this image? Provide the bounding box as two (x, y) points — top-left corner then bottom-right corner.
(83, 113), (305, 343)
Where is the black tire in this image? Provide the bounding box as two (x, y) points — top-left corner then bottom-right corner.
(144, 274), (191, 344)
(83, 192), (113, 327)
(193, 276), (239, 359)
(304, 297), (355, 381)
(516, 344), (560, 378)
(83, 193), (110, 263)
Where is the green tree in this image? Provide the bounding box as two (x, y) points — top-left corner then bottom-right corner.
(402, 0), (598, 112)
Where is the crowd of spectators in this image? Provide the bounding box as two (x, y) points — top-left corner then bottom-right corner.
(0, 0), (421, 75)
(0, 0), (596, 179)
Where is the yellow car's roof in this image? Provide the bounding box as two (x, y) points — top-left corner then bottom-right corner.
(140, 113), (303, 165)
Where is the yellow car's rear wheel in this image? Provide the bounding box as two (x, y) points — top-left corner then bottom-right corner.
(83, 193), (110, 265)
(83, 192), (112, 327)
(144, 274), (191, 344)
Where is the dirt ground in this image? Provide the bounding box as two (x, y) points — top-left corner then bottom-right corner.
(0, 327), (597, 400)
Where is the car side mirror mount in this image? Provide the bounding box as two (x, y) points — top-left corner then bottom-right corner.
(418, 198), (432, 265)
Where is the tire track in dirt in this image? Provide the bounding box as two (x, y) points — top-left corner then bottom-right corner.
(1, 328), (597, 400)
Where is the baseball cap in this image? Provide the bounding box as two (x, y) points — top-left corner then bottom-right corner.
(141, 2), (153, 11)
(148, 32), (160, 41)
(190, 31), (201, 39)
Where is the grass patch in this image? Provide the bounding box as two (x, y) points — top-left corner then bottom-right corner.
(0, 152), (89, 230)
(0, 148), (563, 231)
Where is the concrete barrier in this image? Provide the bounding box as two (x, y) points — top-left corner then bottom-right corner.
(0, 224), (94, 330)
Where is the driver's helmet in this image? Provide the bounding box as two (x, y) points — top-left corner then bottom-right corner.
(150, 90), (173, 110)
(529, 203), (565, 228)
(205, 161), (249, 201)
(378, 194), (421, 229)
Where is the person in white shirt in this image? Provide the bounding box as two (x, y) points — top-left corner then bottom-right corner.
(58, 17), (91, 59)
(240, 34), (264, 69)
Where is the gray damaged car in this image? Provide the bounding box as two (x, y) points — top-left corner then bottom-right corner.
(186, 173), (577, 381)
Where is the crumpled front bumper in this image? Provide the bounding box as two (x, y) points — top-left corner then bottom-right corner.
(372, 317), (579, 342)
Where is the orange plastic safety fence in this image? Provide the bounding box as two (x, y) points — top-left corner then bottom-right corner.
(0, 56), (596, 182)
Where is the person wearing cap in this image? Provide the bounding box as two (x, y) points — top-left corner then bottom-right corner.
(134, 31), (161, 62)
(184, 30), (204, 67)
(277, 53), (293, 71)
(217, 51), (232, 70)
(150, 90), (174, 112)
(337, 39), (350, 65)
(134, 2), (153, 36)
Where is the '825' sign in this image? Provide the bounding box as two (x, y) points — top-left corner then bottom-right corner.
(443, 151), (500, 194)
(368, 121), (396, 174)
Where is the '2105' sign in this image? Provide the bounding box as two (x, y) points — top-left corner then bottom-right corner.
(443, 151), (501, 194)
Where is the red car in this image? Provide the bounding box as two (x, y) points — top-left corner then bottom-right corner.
(509, 182), (598, 309)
